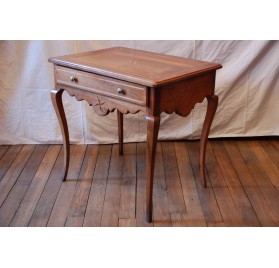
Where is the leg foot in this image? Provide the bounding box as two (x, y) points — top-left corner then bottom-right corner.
(146, 115), (160, 223)
(117, 110), (123, 155)
(51, 89), (70, 181)
(200, 95), (218, 188)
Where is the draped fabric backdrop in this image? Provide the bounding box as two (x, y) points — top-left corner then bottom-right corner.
(0, 40), (278, 144)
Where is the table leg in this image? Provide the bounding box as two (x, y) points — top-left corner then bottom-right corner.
(117, 110), (123, 155)
(146, 115), (160, 223)
(51, 89), (70, 181)
(200, 95), (218, 187)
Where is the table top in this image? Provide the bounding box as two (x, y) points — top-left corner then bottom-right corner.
(49, 47), (222, 87)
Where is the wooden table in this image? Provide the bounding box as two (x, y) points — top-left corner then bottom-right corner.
(49, 47), (222, 223)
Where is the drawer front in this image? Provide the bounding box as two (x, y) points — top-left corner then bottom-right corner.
(55, 66), (147, 106)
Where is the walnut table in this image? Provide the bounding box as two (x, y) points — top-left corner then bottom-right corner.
(49, 47), (222, 223)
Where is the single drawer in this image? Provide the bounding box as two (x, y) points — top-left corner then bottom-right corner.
(55, 66), (147, 106)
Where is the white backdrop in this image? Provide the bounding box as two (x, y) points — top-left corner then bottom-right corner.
(0, 40), (278, 144)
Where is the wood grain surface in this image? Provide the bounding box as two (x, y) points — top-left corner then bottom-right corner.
(50, 47), (221, 223)
(49, 47), (222, 87)
(1, 139), (279, 227)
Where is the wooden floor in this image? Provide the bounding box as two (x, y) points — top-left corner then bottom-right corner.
(0, 139), (279, 227)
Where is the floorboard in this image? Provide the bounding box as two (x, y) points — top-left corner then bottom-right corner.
(0, 145), (9, 160)
(205, 142), (243, 226)
(10, 145), (60, 227)
(224, 141), (278, 226)
(236, 141), (279, 222)
(186, 141), (223, 223)
(29, 146), (70, 227)
(119, 218), (136, 227)
(119, 143), (137, 219)
(0, 145), (36, 207)
(136, 143), (153, 227)
(0, 145), (48, 227)
(67, 145), (99, 219)
(101, 145), (123, 227)
(211, 141), (261, 226)
(153, 143), (171, 227)
(161, 142), (186, 214)
(65, 217), (84, 227)
(0, 139), (278, 227)
(83, 145), (112, 227)
(0, 145), (23, 180)
(47, 145), (87, 227)
(174, 142), (207, 227)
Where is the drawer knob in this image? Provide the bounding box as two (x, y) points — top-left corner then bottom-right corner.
(117, 88), (124, 95)
(70, 76), (77, 82)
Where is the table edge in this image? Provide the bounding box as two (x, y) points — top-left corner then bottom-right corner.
(49, 57), (222, 87)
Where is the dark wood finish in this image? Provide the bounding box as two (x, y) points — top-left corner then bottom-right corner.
(1, 140), (279, 227)
(117, 111), (123, 155)
(49, 47), (222, 222)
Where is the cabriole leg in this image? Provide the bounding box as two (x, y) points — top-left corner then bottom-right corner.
(51, 89), (70, 181)
(117, 110), (123, 155)
(146, 115), (160, 223)
(200, 95), (218, 187)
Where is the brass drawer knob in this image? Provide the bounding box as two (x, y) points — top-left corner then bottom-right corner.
(117, 88), (124, 95)
(70, 76), (77, 82)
